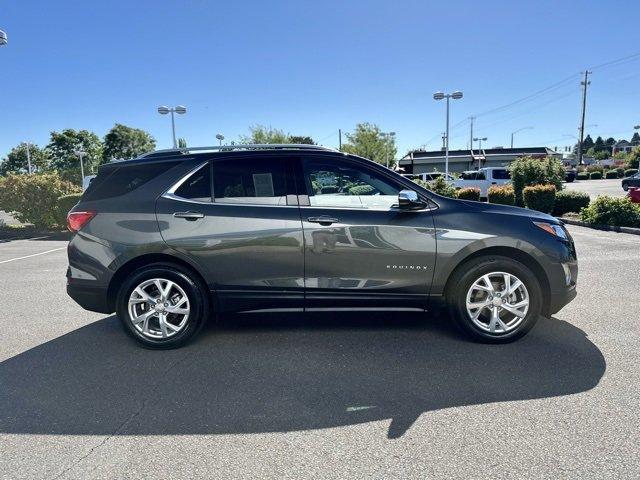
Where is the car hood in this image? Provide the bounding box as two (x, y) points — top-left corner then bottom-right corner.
(458, 200), (559, 223)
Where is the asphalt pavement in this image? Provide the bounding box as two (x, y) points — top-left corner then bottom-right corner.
(564, 178), (626, 198)
(0, 226), (638, 479)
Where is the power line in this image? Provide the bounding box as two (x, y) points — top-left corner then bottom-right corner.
(589, 51), (640, 71)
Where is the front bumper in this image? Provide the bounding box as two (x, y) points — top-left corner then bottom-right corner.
(547, 284), (577, 316)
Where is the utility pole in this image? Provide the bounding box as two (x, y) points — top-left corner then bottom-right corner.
(338, 129), (342, 150)
(469, 116), (475, 152)
(577, 71), (591, 165)
(441, 132), (446, 151)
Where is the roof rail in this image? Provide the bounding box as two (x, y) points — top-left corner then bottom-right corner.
(136, 143), (339, 159)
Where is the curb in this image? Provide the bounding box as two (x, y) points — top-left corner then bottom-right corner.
(558, 217), (640, 236)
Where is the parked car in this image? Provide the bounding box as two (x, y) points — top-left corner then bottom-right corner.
(627, 187), (640, 204)
(564, 169), (576, 183)
(622, 172), (640, 191)
(402, 172), (455, 183)
(66, 144), (577, 349)
(452, 167), (511, 198)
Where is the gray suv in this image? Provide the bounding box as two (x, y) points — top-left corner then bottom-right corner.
(66, 144), (577, 348)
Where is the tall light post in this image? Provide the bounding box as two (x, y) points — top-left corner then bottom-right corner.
(157, 105), (187, 148)
(510, 127), (533, 148)
(433, 91), (463, 178)
(473, 136), (488, 151)
(381, 131), (396, 168)
(74, 150), (87, 186)
(216, 133), (224, 146)
(22, 142), (32, 174)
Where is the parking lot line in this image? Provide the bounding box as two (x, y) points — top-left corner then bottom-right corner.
(0, 247), (66, 265)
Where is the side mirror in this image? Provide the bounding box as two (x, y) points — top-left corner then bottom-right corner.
(398, 189), (425, 210)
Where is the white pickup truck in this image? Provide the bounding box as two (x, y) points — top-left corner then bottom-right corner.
(452, 167), (511, 198)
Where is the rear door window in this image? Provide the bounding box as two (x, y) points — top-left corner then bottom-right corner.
(174, 163), (211, 202)
(213, 157), (291, 205)
(492, 169), (511, 180)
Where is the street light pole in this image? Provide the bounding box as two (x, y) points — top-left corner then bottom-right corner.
(216, 133), (224, 146)
(24, 142), (32, 174)
(158, 106), (187, 148)
(74, 150), (86, 186)
(434, 91), (463, 179)
(510, 127), (533, 148)
(473, 137), (488, 151)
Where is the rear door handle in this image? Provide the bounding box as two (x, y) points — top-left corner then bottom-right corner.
(173, 211), (204, 221)
(307, 216), (339, 226)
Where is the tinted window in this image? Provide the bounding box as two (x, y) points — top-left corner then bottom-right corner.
(304, 159), (400, 210)
(492, 169), (511, 180)
(83, 161), (179, 201)
(461, 171), (477, 180)
(175, 163), (211, 201)
(214, 157), (289, 205)
(476, 171), (486, 180)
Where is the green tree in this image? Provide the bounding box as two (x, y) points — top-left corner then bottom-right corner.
(289, 135), (315, 145)
(581, 134), (594, 152)
(0, 143), (51, 175)
(239, 125), (289, 144)
(593, 136), (605, 153)
(508, 156), (565, 206)
(594, 150), (609, 160)
(103, 123), (156, 161)
(46, 129), (103, 174)
(341, 123), (397, 166)
(631, 132), (640, 145)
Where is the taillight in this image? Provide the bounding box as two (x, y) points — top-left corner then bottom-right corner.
(67, 211), (96, 233)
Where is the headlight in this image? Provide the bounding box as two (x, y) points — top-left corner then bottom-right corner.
(533, 221), (568, 241)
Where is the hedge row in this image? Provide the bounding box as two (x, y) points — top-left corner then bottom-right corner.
(581, 196), (640, 228)
(553, 190), (590, 216)
(523, 184), (556, 213)
(487, 185), (516, 205)
(0, 173), (81, 229)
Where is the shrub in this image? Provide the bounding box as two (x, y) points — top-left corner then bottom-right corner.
(0, 173), (80, 228)
(589, 171), (603, 180)
(321, 185), (339, 194)
(522, 184), (556, 214)
(615, 167), (625, 178)
(426, 176), (456, 198)
(625, 147), (639, 170)
(488, 185), (516, 205)
(624, 169), (638, 177)
(508, 156), (564, 206)
(553, 190), (590, 216)
(604, 170), (618, 179)
(348, 184), (375, 196)
(455, 187), (481, 201)
(586, 164), (604, 173)
(580, 196), (640, 227)
(55, 193), (83, 225)
(576, 172), (589, 180)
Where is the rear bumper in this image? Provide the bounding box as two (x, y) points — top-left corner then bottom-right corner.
(67, 282), (111, 314)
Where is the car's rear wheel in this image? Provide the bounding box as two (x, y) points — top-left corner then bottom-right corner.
(116, 264), (208, 349)
(447, 255), (542, 343)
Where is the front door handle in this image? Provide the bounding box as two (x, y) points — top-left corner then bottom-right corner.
(173, 211), (204, 221)
(308, 216), (339, 226)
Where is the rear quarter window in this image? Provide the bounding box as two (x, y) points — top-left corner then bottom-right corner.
(83, 161), (180, 201)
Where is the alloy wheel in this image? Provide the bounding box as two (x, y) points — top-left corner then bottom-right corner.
(465, 271), (530, 334)
(127, 278), (190, 339)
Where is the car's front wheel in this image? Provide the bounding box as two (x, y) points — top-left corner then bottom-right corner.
(447, 256), (542, 343)
(116, 264), (209, 349)
(622, 183), (629, 191)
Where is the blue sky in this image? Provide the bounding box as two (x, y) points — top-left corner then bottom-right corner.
(1, 0), (639, 159)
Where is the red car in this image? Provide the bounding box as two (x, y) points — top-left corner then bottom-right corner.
(628, 187), (640, 204)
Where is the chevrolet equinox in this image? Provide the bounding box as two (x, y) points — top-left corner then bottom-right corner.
(66, 144), (577, 348)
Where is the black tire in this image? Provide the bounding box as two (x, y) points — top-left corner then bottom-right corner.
(446, 255), (542, 343)
(622, 183), (629, 191)
(116, 263), (209, 349)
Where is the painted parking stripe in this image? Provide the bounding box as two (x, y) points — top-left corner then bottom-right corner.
(0, 247), (66, 264)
